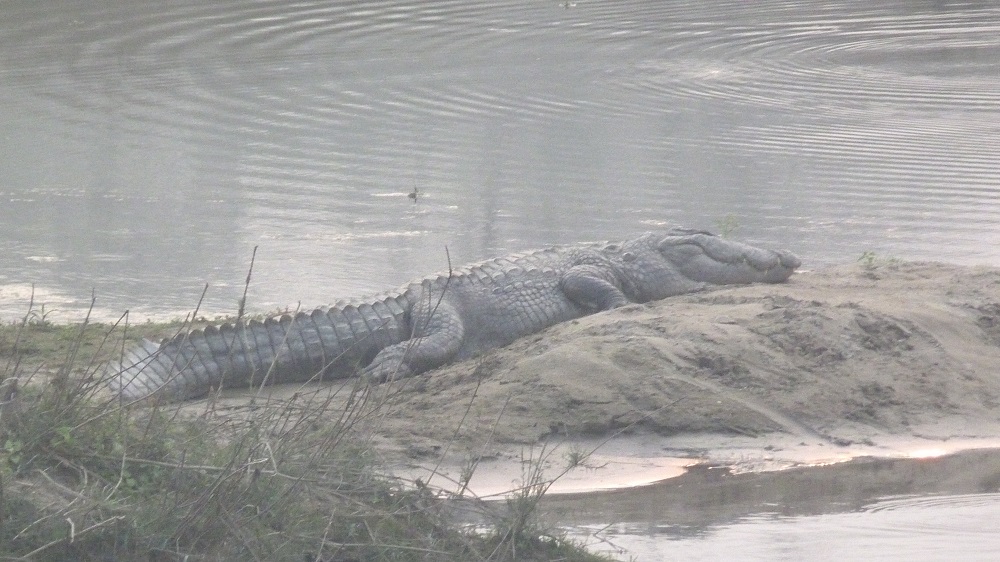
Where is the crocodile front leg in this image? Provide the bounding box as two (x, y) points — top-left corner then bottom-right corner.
(361, 296), (465, 382)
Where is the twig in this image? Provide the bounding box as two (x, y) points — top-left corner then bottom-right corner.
(19, 515), (126, 558)
(238, 246), (258, 320)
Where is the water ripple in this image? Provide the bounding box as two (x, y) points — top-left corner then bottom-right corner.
(3, 0), (1000, 319)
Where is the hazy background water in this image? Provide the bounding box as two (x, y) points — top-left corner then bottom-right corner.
(2, 0), (999, 323)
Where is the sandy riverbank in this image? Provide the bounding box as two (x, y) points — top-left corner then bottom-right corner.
(192, 260), (1000, 496)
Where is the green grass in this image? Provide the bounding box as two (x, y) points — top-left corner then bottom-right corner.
(858, 250), (901, 271)
(0, 304), (610, 561)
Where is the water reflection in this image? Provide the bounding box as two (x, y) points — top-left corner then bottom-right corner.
(545, 449), (1000, 559)
(577, 493), (1000, 561)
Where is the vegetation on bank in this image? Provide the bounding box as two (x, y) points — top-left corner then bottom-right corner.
(0, 304), (609, 561)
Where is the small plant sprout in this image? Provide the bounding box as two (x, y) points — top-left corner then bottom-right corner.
(717, 214), (740, 238)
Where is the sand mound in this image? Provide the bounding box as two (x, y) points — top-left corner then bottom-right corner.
(367, 261), (1000, 455)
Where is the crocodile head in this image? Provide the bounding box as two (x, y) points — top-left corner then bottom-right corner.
(614, 229), (801, 302)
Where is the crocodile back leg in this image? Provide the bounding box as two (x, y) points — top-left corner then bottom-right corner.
(361, 288), (464, 383)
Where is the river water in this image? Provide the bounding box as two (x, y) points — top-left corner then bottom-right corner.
(2, 0), (999, 323)
(545, 447), (1000, 560)
(3, 2), (1000, 559)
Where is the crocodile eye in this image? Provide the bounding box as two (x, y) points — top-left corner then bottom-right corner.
(603, 244), (620, 252)
(622, 252), (636, 262)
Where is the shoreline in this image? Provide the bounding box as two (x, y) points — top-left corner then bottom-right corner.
(161, 260), (1000, 498)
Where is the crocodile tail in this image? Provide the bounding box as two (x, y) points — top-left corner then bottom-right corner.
(106, 296), (410, 402)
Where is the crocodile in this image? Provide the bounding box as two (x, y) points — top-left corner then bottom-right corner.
(107, 228), (800, 401)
